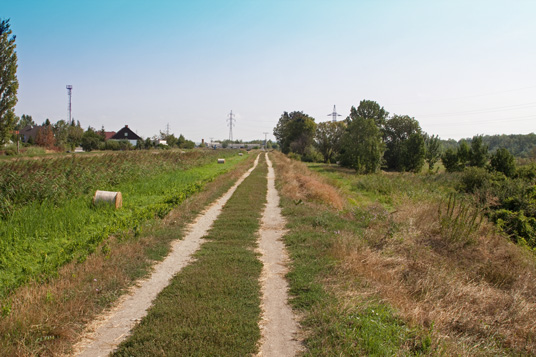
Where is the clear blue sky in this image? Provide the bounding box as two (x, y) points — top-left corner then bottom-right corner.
(3, 0), (536, 141)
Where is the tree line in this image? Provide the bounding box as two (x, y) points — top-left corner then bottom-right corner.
(273, 100), (431, 174)
(441, 134), (536, 159)
(273, 100), (533, 175)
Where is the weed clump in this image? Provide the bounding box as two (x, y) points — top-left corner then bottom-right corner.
(276, 155), (344, 210)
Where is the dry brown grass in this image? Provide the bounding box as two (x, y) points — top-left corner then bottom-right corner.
(0, 155), (256, 356)
(271, 152), (344, 210)
(332, 196), (536, 354)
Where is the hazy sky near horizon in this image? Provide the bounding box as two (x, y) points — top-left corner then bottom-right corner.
(3, 0), (536, 141)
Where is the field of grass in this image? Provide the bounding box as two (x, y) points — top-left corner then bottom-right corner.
(272, 153), (536, 355)
(113, 154), (268, 356)
(271, 153), (433, 355)
(0, 151), (257, 356)
(0, 150), (248, 298)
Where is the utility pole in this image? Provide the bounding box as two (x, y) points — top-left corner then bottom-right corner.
(166, 123), (170, 136)
(263, 132), (269, 150)
(227, 110), (236, 141)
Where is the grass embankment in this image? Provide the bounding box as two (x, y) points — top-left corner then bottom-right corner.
(0, 150), (255, 356)
(273, 151), (536, 355)
(272, 153), (431, 355)
(113, 154), (268, 356)
(0, 150), (247, 297)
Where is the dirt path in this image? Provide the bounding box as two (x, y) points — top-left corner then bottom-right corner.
(72, 155), (260, 357)
(257, 153), (302, 356)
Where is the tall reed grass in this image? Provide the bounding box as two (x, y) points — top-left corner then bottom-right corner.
(0, 150), (245, 298)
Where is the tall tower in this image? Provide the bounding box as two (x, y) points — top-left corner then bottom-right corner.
(66, 85), (73, 123)
(227, 110), (236, 141)
(327, 105), (341, 122)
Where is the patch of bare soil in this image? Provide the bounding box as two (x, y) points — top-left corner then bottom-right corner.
(256, 153), (302, 356)
(71, 155), (260, 357)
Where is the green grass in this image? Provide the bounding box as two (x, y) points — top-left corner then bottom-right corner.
(305, 302), (432, 356)
(0, 150), (248, 298)
(0, 152), (258, 356)
(113, 154), (268, 356)
(307, 163), (455, 207)
(273, 154), (434, 355)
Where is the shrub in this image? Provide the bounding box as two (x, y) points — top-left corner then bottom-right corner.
(457, 167), (495, 194)
(515, 164), (536, 181)
(441, 148), (462, 172)
(287, 152), (302, 161)
(301, 145), (323, 163)
(491, 209), (536, 246)
(490, 147), (516, 177)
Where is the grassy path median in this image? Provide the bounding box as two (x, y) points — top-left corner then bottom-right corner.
(112, 154), (268, 356)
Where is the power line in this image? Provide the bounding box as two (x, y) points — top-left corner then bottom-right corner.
(391, 84), (536, 106)
(424, 114), (535, 127)
(415, 101), (536, 119)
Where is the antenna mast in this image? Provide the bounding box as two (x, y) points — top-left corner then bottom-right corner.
(66, 85), (73, 123)
(327, 105), (341, 122)
(227, 110), (236, 141)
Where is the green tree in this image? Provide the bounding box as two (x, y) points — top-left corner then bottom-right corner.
(273, 111), (316, 155)
(404, 133), (425, 172)
(177, 134), (186, 148)
(339, 106), (384, 174)
(166, 134), (178, 147)
(383, 115), (425, 172)
(457, 140), (471, 167)
(441, 148), (462, 172)
(469, 135), (489, 167)
(490, 147), (516, 177)
(67, 124), (83, 150)
(0, 19), (18, 146)
(53, 120), (70, 149)
(15, 114), (35, 130)
(354, 99), (389, 129)
(181, 139), (195, 149)
(81, 127), (103, 152)
(425, 134), (441, 172)
(315, 121), (345, 163)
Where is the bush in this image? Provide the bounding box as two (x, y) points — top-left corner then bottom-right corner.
(490, 147), (516, 177)
(457, 167), (494, 194)
(441, 148), (462, 172)
(491, 209), (536, 246)
(301, 145), (323, 163)
(287, 152), (302, 161)
(515, 164), (536, 181)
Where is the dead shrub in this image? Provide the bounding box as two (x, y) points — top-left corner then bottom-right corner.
(272, 152), (344, 210)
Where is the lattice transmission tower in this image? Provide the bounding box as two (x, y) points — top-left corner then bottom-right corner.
(327, 105), (341, 122)
(227, 110), (236, 141)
